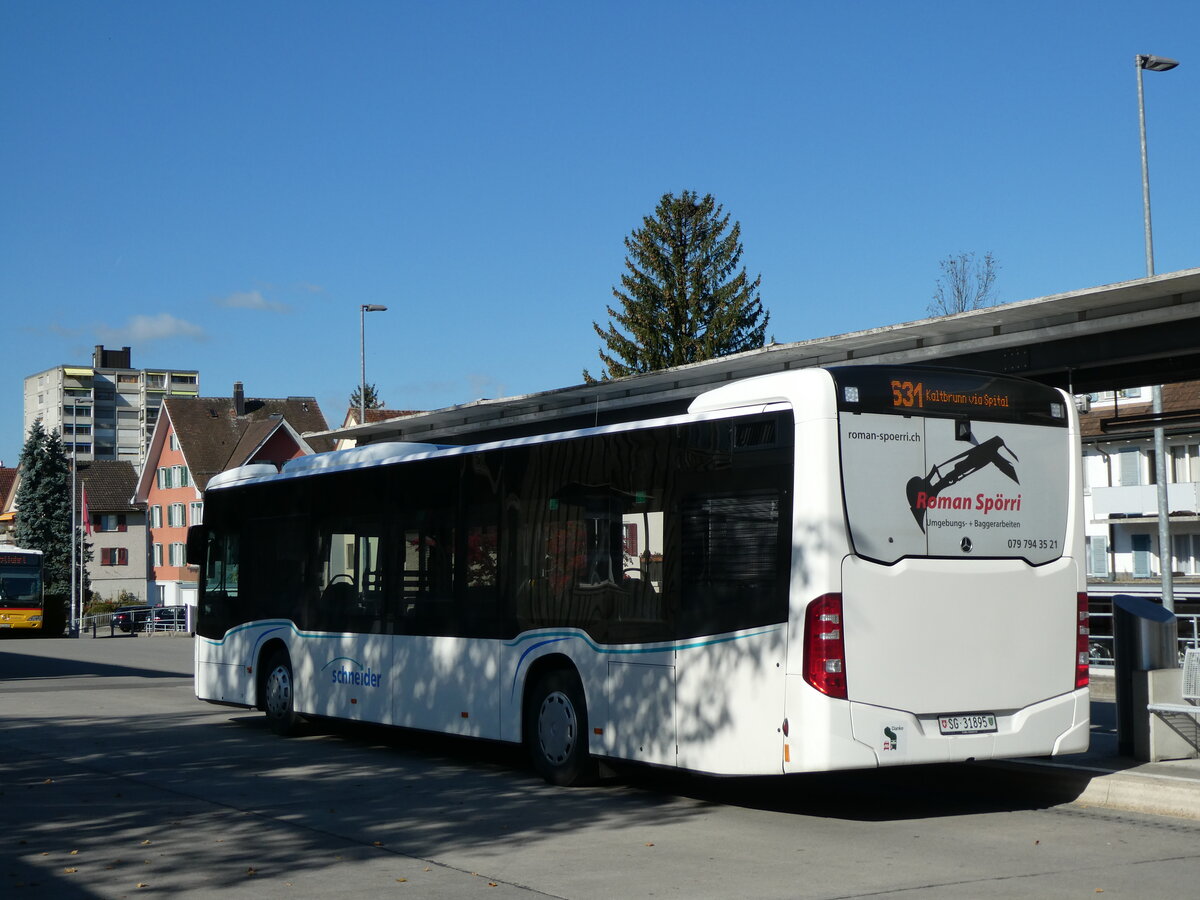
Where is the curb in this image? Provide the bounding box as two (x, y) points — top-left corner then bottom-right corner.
(990, 758), (1200, 821)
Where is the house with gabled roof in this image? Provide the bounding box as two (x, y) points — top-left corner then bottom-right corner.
(0, 467), (18, 543)
(76, 460), (146, 603)
(132, 382), (332, 607)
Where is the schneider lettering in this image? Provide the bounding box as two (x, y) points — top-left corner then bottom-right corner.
(330, 666), (383, 688)
(913, 491), (1022, 515)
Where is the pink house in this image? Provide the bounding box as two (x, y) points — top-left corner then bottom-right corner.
(132, 382), (332, 607)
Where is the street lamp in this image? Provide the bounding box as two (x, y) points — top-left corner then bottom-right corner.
(1135, 52), (1179, 611)
(359, 304), (388, 425)
(1136, 54), (1178, 276)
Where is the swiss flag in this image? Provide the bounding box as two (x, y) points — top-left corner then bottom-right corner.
(81, 487), (92, 536)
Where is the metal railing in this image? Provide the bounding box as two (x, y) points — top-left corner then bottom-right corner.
(1088, 611), (1200, 666)
(79, 611), (193, 637)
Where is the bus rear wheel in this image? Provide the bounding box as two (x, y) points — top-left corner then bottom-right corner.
(263, 651), (301, 736)
(526, 668), (596, 786)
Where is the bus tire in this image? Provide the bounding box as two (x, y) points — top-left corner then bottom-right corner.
(263, 651), (301, 736)
(526, 668), (596, 786)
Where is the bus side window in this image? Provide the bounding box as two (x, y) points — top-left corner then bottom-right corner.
(679, 491), (785, 635)
(199, 529), (239, 638)
(314, 523), (383, 634)
(399, 509), (455, 631)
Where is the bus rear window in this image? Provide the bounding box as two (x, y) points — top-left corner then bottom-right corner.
(835, 369), (1071, 565)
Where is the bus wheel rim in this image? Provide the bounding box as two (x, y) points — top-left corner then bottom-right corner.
(537, 690), (576, 764)
(267, 666), (291, 718)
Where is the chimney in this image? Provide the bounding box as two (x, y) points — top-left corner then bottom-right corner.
(233, 381), (246, 416)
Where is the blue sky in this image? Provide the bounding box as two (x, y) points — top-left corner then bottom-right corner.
(2, 1), (1196, 467)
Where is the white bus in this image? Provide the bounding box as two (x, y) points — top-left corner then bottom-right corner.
(191, 366), (1089, 784)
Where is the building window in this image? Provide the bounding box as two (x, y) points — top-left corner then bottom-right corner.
(1172, 444), (1200, 484)
(100, 547), (129, 566)
(623, 522), (639, 558)
(190, 502), (203, 526)
(1131, 533), (1154, 578)
(150, 506), (162, 528)
(155, 465), (191, 489)
(1118, 449), (1143, 487)
(153, 543), (163, 566)
(1174, 534), (1200, 577)
(170, 433), (179, 451)
(1086, 536), (1109, 577)
(169, 543), (186, 566)
(1087, 388), (1143, 403)
(168, 503), (186, 527)
(95, 514), (127, 533)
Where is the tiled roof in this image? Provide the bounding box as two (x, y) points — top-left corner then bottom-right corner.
(166, 395), (333, 490)
(0, 468), (16, 511)
(341, 407), (423, 427)
(76, 460), (140, 513)
(1079, 381), (1200, 439)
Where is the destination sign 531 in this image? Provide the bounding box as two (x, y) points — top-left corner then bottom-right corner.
(891, 380), (1012, 412)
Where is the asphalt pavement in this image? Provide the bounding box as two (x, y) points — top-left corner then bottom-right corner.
(18, 633), (1200, 821)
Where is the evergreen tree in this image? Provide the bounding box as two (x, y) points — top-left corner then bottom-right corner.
(15, 420), (90, 600)
(586, 190), (768, 382)
(349, 383), (384, 414)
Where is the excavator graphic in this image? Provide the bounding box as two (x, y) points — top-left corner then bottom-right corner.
(906, 434), (1019, 531)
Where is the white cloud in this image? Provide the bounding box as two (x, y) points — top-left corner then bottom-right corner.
(97, 313), (208, 343)
(215, 290), (290, 312)
(467, 374), (508, 401)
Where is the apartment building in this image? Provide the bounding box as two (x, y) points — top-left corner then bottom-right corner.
(23, 345), (200, 469)
(1080, 381), (1200, 600)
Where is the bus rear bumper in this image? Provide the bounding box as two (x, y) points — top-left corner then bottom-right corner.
(845, 687), (1090, 767)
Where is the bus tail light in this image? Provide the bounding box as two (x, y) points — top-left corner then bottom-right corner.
(1076, 593), (1089, 689)
(804, 593), (847, 699)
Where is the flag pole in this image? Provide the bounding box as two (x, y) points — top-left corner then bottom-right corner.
(79, 484), (86, 632)
(70, 443), (77, 638)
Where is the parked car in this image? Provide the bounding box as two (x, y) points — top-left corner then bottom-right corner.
(112, 605), (153, 633)
(151, 606), (189, 631)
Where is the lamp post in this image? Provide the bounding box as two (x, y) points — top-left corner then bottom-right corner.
(359, 304), (388, 425)
(1136, 53), (1179, 612)
(1137, 54), (1178, 275)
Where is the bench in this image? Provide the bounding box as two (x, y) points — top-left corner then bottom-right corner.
(1147, 648), (1200, 749)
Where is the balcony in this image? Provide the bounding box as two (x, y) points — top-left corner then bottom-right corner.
(1091, 482), (1200, 520)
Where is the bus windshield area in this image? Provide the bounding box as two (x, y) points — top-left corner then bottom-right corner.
(0, 573), (43, 607)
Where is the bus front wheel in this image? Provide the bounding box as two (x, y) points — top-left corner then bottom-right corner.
(526, 668), (596, 786)
(263, 651), (300, 736)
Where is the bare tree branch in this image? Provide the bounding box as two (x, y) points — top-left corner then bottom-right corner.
(928, 251), (1000, 317)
